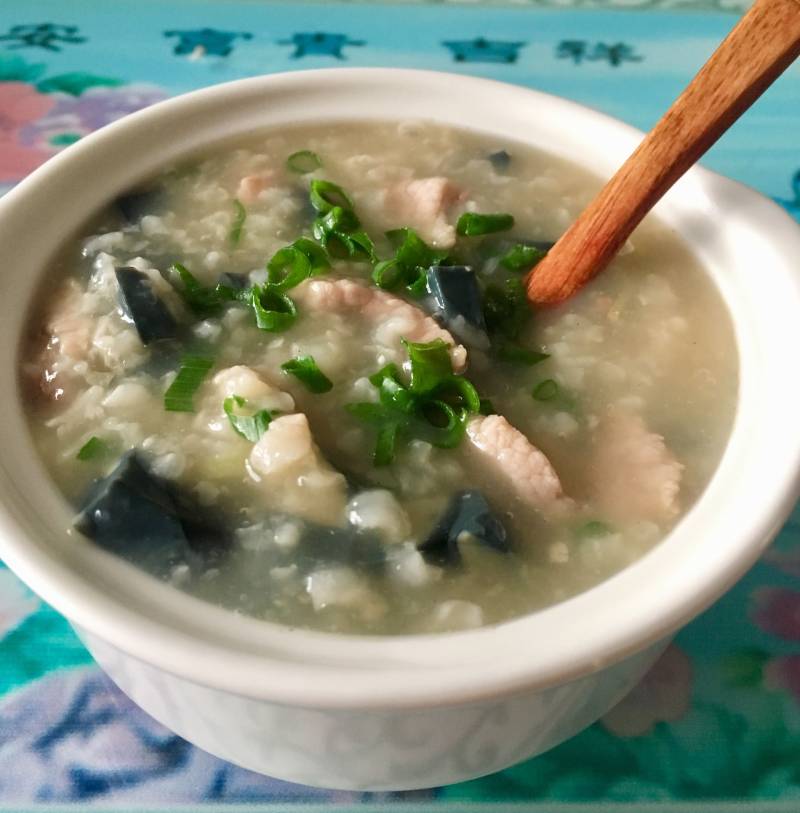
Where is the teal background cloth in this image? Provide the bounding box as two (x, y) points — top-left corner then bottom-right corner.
(1, 0), (799, 809)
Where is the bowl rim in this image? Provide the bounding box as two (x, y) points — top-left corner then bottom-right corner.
(1, 67), (800, 710)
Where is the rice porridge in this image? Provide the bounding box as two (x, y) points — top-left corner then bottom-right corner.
(19, 121), (738, 635)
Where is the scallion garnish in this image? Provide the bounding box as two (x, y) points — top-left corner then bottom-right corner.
(76, 436), (109, 461)
(500, 243), (547, 272)
(292, 237), (330, 276)
(497, 345), (549, 366)
(347, 339), (480, 465)
(267, 246), (312, 291)
(532, 379), (559, 401)
(576, 520), (613, 539)
(223, 394), (272, 442)
(402, 338), (454, 395)
(287, 150), (322, 174)
(309, 180), (354, 214)
(307, 181), (375, 262)
(164, 355), (214, 412)
(169, 262), (243, 315)
(281, 355), (333, 393)
(372, 228), (450, 295)
(456, 212), (514, 237)
(374, 422), (399, 467)
(248, 284), (297, 332)
(229, 198), (247, 246)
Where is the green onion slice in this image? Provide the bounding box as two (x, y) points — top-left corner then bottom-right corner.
(372, 259), (405, 290)
(500, 243), (547, 272)
(434, 375), (482, 415)
(309, 179), (354, 214)
(374, 422), (400, 466)
(169, 262), (243, 315)
(374, 228), (450, 293)
(418, 399), (466, 448)
(457, 212), (515, 237)
(76, 436), (109, 461)
(229, 198), (247, 246)
(402, 338), (453, 395)
(292, 237), (330, 276)
(286, 150), (322, 174)
(576, 520), (613, 539)
(164, 355), (214, 412)
(281, 355), (333, 393)
(249, 285), (297, 332)
(347, 341), (481, 467)
(313, 205), (361, 236)
(497, 344), (550, 366)
(223, 394), (272, 442)
(532, 379), (560, 401)
(267, 246), (311, 292)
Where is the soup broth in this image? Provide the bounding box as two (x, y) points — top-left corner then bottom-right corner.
(20, 121), (738, 634)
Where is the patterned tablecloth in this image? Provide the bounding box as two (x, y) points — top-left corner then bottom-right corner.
(1, 0), (799, 810)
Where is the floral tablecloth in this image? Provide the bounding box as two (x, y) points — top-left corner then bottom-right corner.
(1, 0), (799, 810)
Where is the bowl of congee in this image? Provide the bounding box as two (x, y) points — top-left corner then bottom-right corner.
(1, 69), (799, 789)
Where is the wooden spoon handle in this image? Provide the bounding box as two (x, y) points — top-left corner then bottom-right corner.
(526, 0), (800, 305)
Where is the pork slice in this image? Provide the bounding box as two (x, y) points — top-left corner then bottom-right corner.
(236, 170), (275, 204)
(211, 365), (295, 413)
(249, 413), (348, 527)
(466, 414), (572, 519)
(295, 277), (467, 371)
(25, 280), (93, 404)
(591, 410), (683, 524)
(384, 177), (463, 249)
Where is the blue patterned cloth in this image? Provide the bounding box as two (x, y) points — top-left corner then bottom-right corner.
(0, 0), (799, 808)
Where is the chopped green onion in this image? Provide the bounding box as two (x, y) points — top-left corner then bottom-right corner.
(164, 355), (214, 412)
(267, 246), (311, 291)
(374, 228), (450, 293)
(76, 436), (109, 461)
(497, 344), (549, 366)
(281, 355), (333, 393)
(229, 199), (246, 246)
(435, 375), (481, 415)
(457, 212), (514, 237)
(533, 379), (559, 401)
(346, 229), (377, 262)
(309, 179), (354, 214)
(313, 205), (361, 236)
(286, 150), (322, 174)
(347, 340), (481, 467)
(418, 399), (466, 448)
(223, 394), (272, 442)
(370, 363), (417, 414)
(576, 520), (613, 539)
(310, 195), (375, 262)
(405, 268), (429, 298)
(402, 338), (453, 395)
(479, 398), (496, 416)
(168, 262), (243, 315)
(500, 243), (547, 272)
(249, 284), (297, 332)
(374, 422), (400, 466)
(292, 237), (330, 276)
(372, 259), (405, 290)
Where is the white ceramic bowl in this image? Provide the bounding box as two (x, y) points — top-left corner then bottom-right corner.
(1, 69), (799, 791)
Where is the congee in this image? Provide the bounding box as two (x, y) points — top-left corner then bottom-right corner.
(19, 121), (737, 634)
